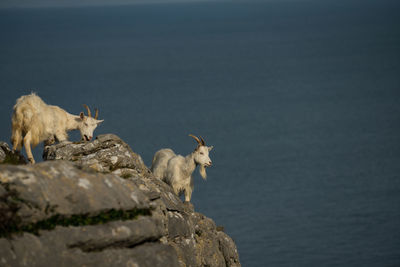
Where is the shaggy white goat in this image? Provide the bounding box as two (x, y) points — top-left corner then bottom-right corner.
(151, 134), (213, 202)
(11, 93), (103, 164)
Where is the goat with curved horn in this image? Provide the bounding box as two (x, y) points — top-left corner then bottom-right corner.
(11, 93), (104, 164)
(151, 134), (214, 202)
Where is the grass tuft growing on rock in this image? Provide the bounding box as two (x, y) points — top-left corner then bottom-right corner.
(0, 208), (152, 238)
(0, 154), (25, 165)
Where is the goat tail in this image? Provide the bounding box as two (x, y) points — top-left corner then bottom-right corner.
(11, 107), (24, 151)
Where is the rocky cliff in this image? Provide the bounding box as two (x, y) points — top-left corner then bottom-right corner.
(0, 134), (240, 267)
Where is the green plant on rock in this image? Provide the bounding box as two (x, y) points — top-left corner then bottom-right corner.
(0, 154), (24, 165)
(0, 208), (152, 238)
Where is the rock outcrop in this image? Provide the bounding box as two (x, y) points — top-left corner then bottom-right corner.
(0, 142), (27, 165)
(43, 134), (151, 179)
(0, 134), (240, 267)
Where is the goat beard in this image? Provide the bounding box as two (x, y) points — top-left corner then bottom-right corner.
(199, 165), (207, 180)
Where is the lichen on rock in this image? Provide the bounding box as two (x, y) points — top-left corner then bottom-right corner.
(43, 134), (151, 178)
(0, 134), (240, 267)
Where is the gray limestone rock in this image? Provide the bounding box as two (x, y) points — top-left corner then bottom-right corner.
(0, 233), (179, 267)
(0, 161), (150, 227)
(0, 135), (240, 267)
(43, 134), (151, 178)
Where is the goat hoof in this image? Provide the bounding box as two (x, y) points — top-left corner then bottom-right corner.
(28, 158), (35, 164)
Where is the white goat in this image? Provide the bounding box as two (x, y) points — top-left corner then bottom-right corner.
(151, 134), (213, 202)
(11, 93), (103, 164)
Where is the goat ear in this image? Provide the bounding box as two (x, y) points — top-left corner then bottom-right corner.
(79, 112), (85, 120)
(97, 119), (104, 124)
(208, 146), (213, 151)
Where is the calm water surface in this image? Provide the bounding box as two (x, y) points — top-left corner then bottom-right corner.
(0, 1), (399, 266)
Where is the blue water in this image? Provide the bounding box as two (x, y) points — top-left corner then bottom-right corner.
(1, 1), (400, 266)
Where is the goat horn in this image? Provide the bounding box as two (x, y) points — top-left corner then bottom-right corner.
(94, 108), (99, 119)
(200, 136), (206, 146)
(83, 104), (92, 117)
(189, 134), (201, 144)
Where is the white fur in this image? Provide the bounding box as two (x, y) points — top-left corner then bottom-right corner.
(11, 93), (103, 163)
(151, 140), (213, 202)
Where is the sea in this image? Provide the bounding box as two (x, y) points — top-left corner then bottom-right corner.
(0, 0), (399, 266)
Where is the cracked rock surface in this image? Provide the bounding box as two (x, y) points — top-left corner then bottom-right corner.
(0, 134), (240, 267)
(43, 134), (151, 178)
